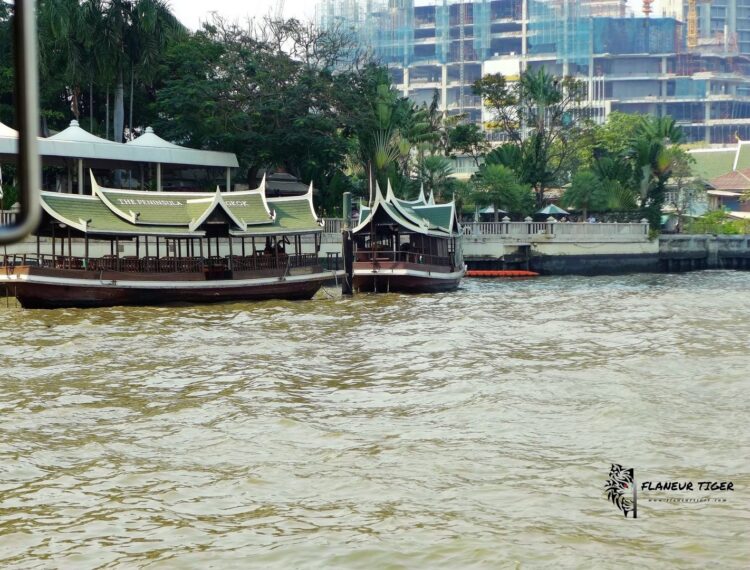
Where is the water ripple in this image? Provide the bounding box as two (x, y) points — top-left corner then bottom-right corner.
(1, 272), (749, 568)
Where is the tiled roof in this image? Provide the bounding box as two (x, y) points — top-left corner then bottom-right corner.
(39, 173), (322, 237)
(690, 144), (750, 181)
(708, 168), (750, 191)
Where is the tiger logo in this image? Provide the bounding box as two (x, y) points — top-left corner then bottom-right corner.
(605, 464), (637, 518)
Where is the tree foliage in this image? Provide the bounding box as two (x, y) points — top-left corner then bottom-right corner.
(472, 164), (534, 220)
(473, 68), (587, 205)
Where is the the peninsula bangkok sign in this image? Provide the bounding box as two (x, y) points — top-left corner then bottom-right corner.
(604, 463), (735, 519)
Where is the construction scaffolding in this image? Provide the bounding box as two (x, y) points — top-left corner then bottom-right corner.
(317, 0), (518, 67)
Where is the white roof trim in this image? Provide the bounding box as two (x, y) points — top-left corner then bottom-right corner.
(732, 140), (750, 171)
(40, 192), (92, 233)
(92, 172), (138, 224)
(188, 189), (247, 232)
(352, 181), (386, 233)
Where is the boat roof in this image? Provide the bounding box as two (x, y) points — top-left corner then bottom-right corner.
(355, 181), (459, 237)
(39, 173), (322, 238)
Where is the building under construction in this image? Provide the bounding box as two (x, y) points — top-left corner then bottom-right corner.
(316, 0), (750, 144)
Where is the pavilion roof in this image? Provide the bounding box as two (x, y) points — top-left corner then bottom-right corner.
(355, 181), (459, 237)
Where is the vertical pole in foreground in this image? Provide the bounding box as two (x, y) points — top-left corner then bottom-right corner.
(342, 192), (353, 296)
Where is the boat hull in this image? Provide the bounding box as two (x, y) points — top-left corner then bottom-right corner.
(352, 262), (465, 294)
(0, 266), (331, 309)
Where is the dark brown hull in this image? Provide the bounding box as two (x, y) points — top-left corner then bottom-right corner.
(353, 261), (464, 294)
(1, 266), (329, 309)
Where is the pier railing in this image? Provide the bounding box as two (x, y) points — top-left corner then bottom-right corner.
(0, 252), (321, 273)
(354, 250), (451, 267)
(321, 218), (650, 242)
(462, 220), (649, 239)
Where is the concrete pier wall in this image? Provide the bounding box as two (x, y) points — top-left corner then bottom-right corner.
(659, 235), (750, 271)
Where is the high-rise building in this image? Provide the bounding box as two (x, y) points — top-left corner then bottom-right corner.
(660, 1), (750, 55)
(582, 0), (627, 17)
(317, 0), (750, 144)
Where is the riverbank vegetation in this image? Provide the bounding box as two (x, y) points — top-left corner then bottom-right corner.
(0, 5), (708, 227)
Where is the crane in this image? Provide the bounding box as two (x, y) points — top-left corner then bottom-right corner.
(688, 0), (712, 50)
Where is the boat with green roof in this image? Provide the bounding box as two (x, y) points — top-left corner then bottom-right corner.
(351, 182), (465, 293)
(0, 173), (332, 308)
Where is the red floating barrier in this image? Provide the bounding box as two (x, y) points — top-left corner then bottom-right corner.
(466, 270), (540, 278)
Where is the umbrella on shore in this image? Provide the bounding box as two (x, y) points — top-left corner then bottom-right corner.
(536, 204), (569, 216)
(478, 206), (508, 215)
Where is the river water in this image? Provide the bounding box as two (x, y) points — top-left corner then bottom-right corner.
(1, 272), (749, 569)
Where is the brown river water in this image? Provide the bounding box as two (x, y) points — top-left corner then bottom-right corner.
(1, 272), (749, 569)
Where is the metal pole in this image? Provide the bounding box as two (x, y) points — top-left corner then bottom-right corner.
(342, 191), (353, 295)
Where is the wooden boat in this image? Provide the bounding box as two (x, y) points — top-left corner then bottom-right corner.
(351, 182), (465, 293)
(0, 173), (332, 309)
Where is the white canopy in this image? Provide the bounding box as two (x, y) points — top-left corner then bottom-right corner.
(0, 121), (18, 155)
(0, 122), (18, 137)
(127, 127), (239, 168)
(40, 121), (238, 169)
(0, 119), (237, 169)
(0, 120), (239, 193)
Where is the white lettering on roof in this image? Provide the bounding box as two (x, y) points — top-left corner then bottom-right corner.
(224, 201), (248, 207)
(117, 198), (183, 206)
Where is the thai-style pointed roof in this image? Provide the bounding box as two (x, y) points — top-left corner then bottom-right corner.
(354, 180), (460, 237)
(187, 189), (248, 232)
(40, 192), (198, 237)
(39, 174), (323, 237)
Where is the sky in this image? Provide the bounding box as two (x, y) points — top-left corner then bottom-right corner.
(169, 0), (662, 32)
(169, 0), (317, 30)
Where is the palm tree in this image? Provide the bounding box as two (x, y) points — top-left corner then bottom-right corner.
(562, 171), (607, 220)
(420, 155), (454, 202)
(98, 0), (184, 142)
(627, 116), (684, 228)
(39, 0), (93, 120)
(472, 164), (534, 221)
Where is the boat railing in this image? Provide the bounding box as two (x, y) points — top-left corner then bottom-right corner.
(0, 253), (321, 274)
(354, 250), (451, 267)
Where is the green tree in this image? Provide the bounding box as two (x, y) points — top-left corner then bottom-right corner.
(98, 0), (183, 142)
(38, 0), (94, 121)
(664, 147), (703, 232)
(474, 68), (587, 205)
(447, 122), (489, 167)
(419, 155), (455, 202)
(472, 164), (534, 220)
(627, 116), (684, 228)
(561, 171), (610, 219)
